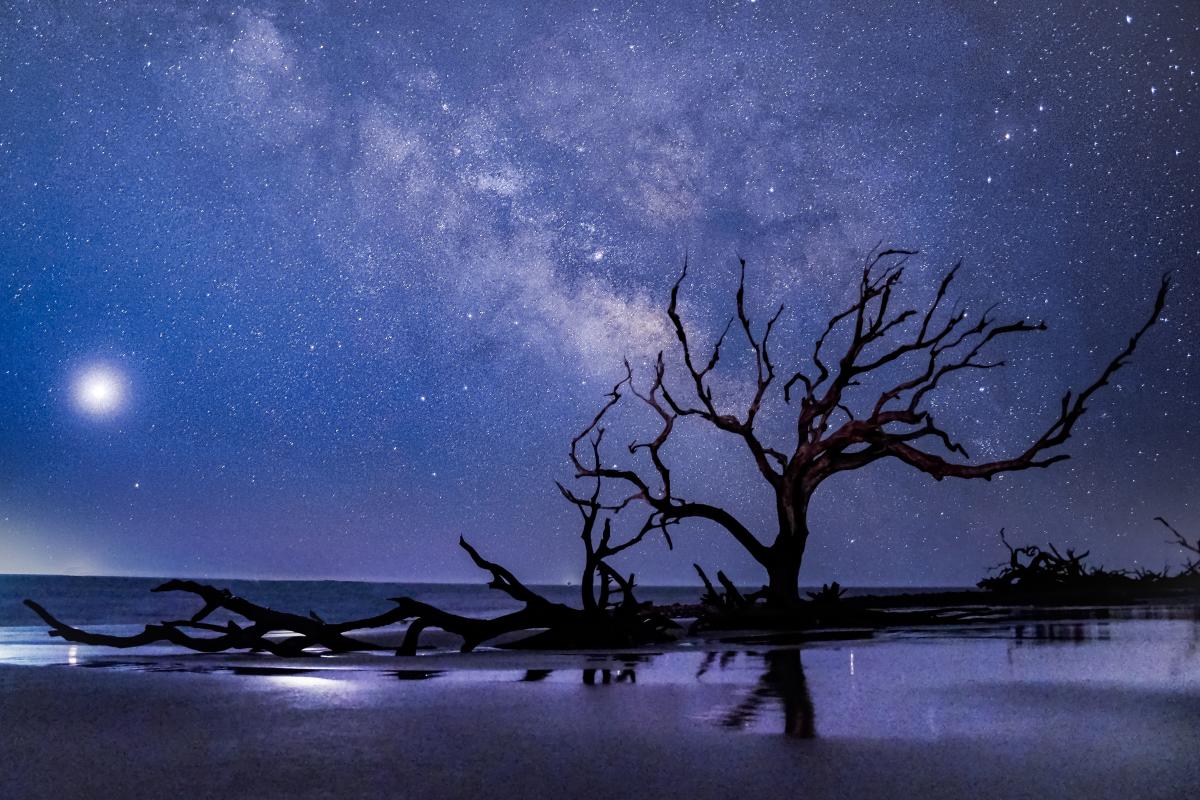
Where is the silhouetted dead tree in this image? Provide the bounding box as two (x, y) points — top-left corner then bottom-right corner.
(26, 435), (679, 656)
(574, 249), (1170, 606)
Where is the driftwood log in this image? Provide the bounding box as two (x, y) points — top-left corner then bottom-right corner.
(26, 537), (678, 657)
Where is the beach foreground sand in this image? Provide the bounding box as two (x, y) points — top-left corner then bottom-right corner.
(2, 616), (1198, 799)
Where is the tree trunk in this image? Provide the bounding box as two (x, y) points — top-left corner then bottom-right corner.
(766, 555), (802, 606)
(765, 490), (810, 607)
(580, 559), (598, 614)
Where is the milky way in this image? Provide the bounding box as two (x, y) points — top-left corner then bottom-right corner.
(0, 1), (1197, 585)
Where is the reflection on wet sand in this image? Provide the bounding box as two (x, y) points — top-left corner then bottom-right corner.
(73, 659), (325, 678)
(585, 655), (646, 685)
(714, 649), (816, 738)
(581, 654), (650, 686)
(16, 607), (1196, 745)
(695, 650), (740, 680)
(1013, 621), (1112, 644)
(582, 667), (637, 685)
(394, 669), (444, 680)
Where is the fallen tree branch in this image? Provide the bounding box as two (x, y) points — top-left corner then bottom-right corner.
(26, 538), (680, 658)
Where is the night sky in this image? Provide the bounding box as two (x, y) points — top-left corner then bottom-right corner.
(1, 1), (1196, 587)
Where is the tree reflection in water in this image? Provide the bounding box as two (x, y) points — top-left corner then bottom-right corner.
(582, 666), (637, 685)
(718, 648), (815, 738)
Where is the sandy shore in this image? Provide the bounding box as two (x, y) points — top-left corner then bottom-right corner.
(2, 617), (1198, 799)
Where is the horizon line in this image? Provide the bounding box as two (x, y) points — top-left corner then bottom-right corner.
(0, 571), (977, 591)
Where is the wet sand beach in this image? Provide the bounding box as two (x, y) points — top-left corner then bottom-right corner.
(2, 611), (1198, 799)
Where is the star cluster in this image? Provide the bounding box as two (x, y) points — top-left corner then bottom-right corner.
(0, 1), (1196, 585)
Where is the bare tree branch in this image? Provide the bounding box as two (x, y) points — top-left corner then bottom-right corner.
(1155, 516), (1200, 574)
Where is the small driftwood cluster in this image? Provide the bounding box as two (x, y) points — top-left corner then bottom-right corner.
(693, 564), (768, 612)
(692, 565), (844, 614)
(979, 522), (1200, 594)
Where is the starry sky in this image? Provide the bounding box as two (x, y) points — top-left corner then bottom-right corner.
(0, 0), (1196, 586)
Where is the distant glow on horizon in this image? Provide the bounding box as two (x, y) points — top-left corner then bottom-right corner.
(73, 366), (126, 417)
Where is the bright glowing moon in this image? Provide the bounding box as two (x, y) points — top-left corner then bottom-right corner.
(74, 366), (126, 416)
